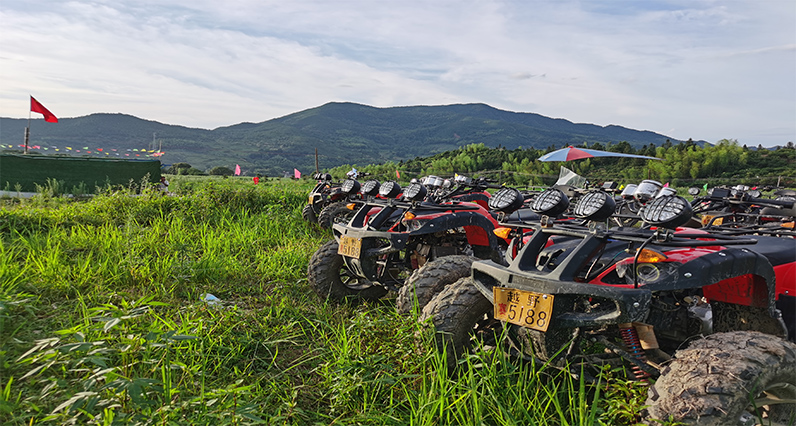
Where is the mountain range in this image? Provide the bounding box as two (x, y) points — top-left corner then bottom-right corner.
(0, 102), (692, 176)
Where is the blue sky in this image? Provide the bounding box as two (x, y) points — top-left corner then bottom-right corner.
(1, 0), (794, 146)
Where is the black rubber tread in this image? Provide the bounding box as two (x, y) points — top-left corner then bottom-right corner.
(307, 240), (388, 303)
(302, 204), (318, 223)
(645, 331), (796, 425)
(419, 277), (495, 367)
(317, 202), (354, 229)
(396, 255), (476, 315)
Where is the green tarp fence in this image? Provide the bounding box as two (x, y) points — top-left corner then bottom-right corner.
(0, 154), (161, 193)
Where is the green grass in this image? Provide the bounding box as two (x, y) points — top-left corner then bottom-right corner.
(0, 177), (649, 425)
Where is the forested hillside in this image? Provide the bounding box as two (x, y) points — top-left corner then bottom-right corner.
(1, 102), (693, 176)
(327, 140), (796, 188)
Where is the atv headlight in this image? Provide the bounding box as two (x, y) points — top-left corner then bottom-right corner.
(362, 179), (380, 196)
(640, 195), (693, 228)
(621, 184), (638, 199)
(489, 187), (524, 213)
(616, 261), (682, 285)
(404, 218), (431, 232)
(656, 187), (677, 198)
(403, 183), (428, 201)
(379, 181), (402, 198)
(341, 179), (361, 194)
(633, 180), (663, 203)
(422, 175), (444, 188)
(530, 189), (569, 217)
(573, 190), (616, 221)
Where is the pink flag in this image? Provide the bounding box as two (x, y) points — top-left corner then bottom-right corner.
(294, 168), (301, 179)
(234, 164), (241, 176)
(663, 182), (669, 188)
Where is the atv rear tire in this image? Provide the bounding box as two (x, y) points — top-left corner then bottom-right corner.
(646, 331), (796, 425)
(317, 202), (355, 229)
(307, 240), (388, 303)
(420, 277), (498, 367)
(302, 204), (318, 223)
(397, 255), (476, 315)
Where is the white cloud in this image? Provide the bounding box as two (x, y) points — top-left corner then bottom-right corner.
(0, 0), (793, 146)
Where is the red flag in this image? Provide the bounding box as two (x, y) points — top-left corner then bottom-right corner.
(396, 170), (401, 179)
(30, 96), (58, 123)
(294, 168), (301, 179)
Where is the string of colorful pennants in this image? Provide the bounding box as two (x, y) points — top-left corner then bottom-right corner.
(0, 144), (165, 157)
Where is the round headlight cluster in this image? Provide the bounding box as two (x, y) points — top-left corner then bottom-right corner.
(340, 179), (361, 194)
(656, 187), (677, 198)
(422, 175), (445, 188)
(633, 180), (663, 203)
(403, 183), (428, 201)
(688, 187), (700, 196)
(454, 174), (472, 185)
(573, 190), (616, 221)
(379, 181), (402, 198)
(361, 180), (381, 196)
(621, 184), (638, 199)
(640, 195), (693, 228)
(530, 189), (570, 217)
(488, 188), (524, 213)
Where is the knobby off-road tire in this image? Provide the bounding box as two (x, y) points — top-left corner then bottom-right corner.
(646, 331), (796, 426)
(317, 202), (355, 229)
(307, 240), (388, 303)
(397, 255), (476, 315)
(419, 277), (496, 368)
(302, 204), (318, 223)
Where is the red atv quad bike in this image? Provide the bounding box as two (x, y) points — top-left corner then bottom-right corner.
(306, 179), (537, 314)
(421, 185), (796, 425)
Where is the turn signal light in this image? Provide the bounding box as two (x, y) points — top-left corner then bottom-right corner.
(493, 227), (512, 239)
(635, 248), (668, 263)
(404, 212), (416, 220)
(346, 203), (357, 210)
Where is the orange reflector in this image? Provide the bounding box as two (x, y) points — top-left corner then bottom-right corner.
(636, 248), (668, 263)
(404, 211), (416, 220)
(346, 203), (357, 210)
(493, 227), (512, 239)
(783, 222), (795, 229)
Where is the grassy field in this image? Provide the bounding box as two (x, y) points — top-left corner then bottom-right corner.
(0, 176), (651, 426)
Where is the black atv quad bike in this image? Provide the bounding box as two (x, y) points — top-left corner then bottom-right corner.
(421, 186), (796, 426)
(306, 180), (534, 314)
(302, 172), (355, 225)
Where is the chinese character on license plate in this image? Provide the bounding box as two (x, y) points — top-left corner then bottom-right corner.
(337, 236), (362, 258)
(493, 287), (554, 332)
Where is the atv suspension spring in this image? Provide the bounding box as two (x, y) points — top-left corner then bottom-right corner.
(619, 324), (651, 381)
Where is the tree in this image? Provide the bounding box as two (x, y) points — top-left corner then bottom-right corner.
(208, 166), (234, 176)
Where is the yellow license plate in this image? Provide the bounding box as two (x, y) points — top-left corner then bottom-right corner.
(493, 287), (554, 332)
(337, 236), (362, 258)
(701, 215), (723, 226)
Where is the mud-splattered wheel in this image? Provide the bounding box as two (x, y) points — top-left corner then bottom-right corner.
(397, 255), (476, 315)
(307, 240), (388, 303)
(646, 331), (796, 426)
(419, 277), (499, 367)
(317, 202), (356, 229)
(302, 204), (318, 223)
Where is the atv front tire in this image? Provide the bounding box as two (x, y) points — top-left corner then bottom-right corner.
(317, 202), (355, 229)
(307, 240), (388, 303)
(420, 277), (497, 367)
(302, 204), (318, 223)
(646, 331), (796, 425)
(397, 255), (476, 315)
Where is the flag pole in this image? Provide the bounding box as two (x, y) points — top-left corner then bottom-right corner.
(24, 100), (32, 154)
